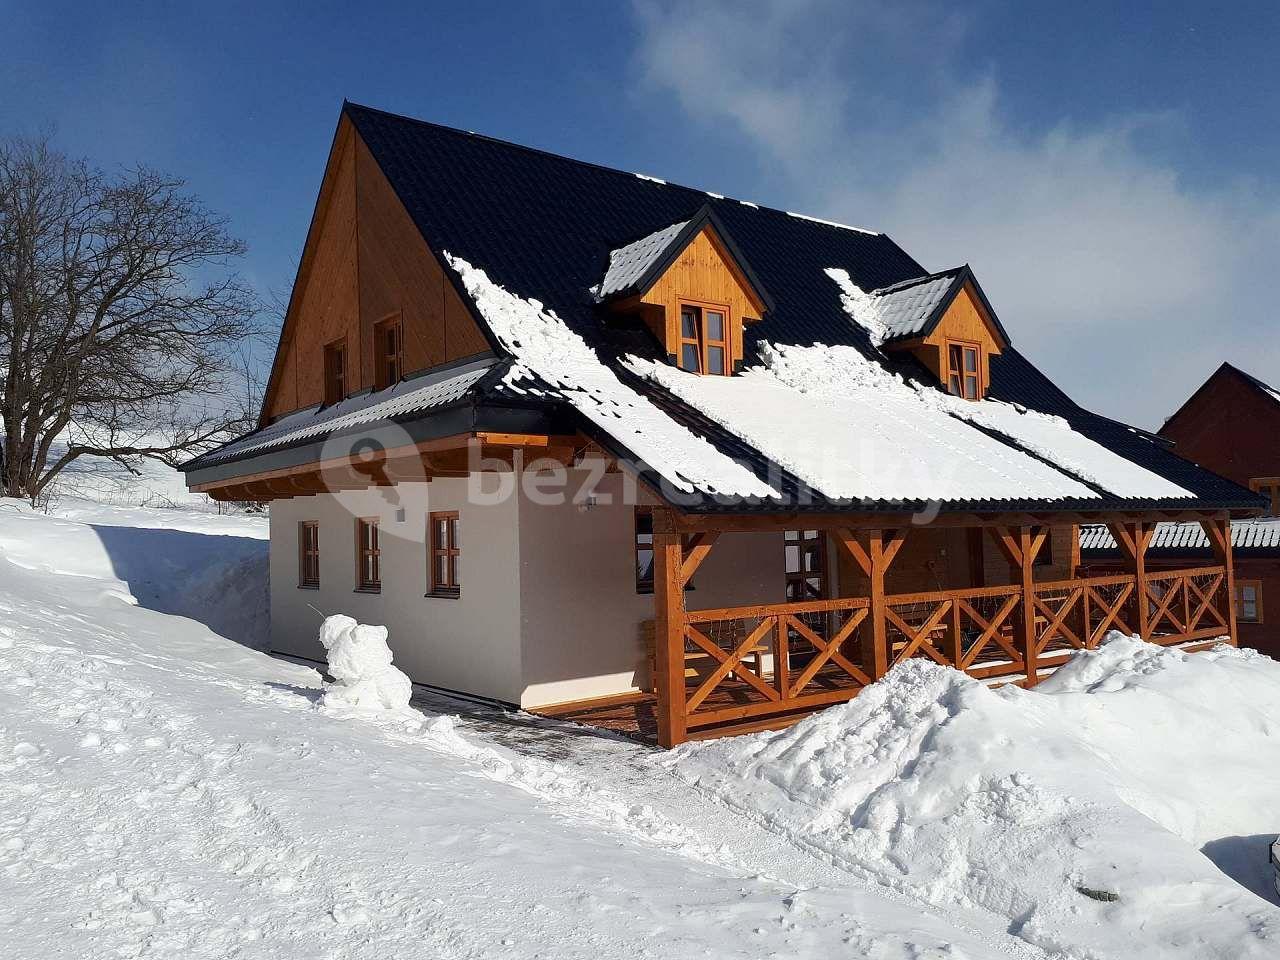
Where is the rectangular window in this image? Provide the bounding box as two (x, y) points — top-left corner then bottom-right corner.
(635, 508), (655, 593)
(1237, 579), (1263, 623)
(324, 339), (346, 406)
(356, 518), (380, 592)
(634, 507), (696, 593)
(1249, 478), (1280, 517)
(374, 316), (403, 390)
(429, 511), (460, 597)
(298, 521), (320, 588)
(783, 529), (827, 602)
(946, 340), (981, 400)
(676, 302), (731, 376)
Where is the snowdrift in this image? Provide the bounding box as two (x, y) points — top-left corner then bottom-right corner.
(671, 634), (1280, 959)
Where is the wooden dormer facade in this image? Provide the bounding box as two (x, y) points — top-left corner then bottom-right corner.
(598, 207), (771, 375)
(260, 116), (492, 424)
(873, 266), (1009, 401)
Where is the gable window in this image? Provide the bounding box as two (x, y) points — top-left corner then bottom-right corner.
(356, 518), (380, 592)
(946, 340), (981, 400)
(298, 521), (320, 589)
(1249, 478), (1280, 517)
(324, 339), (346, 405)
(1237, 579), (1264, 623)
(677, 302), (730, 376)
(374, 316), (403, 390)
(428, 511), (460, 597)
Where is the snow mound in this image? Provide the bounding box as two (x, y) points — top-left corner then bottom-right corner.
(671, 634), (1280, 959)
(318, 615), (413, 712)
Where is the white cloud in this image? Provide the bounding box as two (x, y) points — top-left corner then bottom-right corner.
(631, 0), (1280, 428)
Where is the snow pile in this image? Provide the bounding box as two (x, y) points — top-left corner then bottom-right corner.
(317, 615), (413, 712)
(445, 253), (778, 499)
(672, 634), (1280, 960)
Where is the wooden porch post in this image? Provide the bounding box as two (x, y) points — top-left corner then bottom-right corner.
(652, 508), (687, 748)
(987, 525), (1047, 685)
(1107, 520), (1154, 640)
(836, 527), (906, 682)
(1200, 516), (1238, 647)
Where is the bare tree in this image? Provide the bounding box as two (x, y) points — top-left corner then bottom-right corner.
(0, 135), (261, 501)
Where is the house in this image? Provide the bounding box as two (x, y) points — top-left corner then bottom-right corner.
(182, 102), (1262, 747)
(1081, 362), (1280, 658)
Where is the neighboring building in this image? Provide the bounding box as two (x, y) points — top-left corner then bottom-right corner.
(182, 102), (1261, 746)
(1081, 362), (1280, 657)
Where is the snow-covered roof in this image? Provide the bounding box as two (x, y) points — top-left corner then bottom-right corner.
(194, 360), (494, 466)
(1080, 517), (1280, 553)
(455, 256), (1193, 506)
(595, 219), (689, 300)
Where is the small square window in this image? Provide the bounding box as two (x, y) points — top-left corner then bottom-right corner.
(298, 521), (320, 588)
(374, 317), (403, 390)
(1237, 580), (1263, 623)
(676, 302), (731, 376)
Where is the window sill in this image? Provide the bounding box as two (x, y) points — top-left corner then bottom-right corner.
(298, 583), (320, 591)
(354, 586), (381, 594)
(425, 590), (461, 600)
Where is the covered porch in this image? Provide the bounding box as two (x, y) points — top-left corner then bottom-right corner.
(542, 509), (1241, 747)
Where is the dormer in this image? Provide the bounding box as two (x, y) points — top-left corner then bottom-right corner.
(595, 205), (772, 375)
(872, 266), (1010, 400)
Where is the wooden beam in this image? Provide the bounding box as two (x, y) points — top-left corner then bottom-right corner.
(652, 508), (688, 748)
(866, 528), (907, 681)
(1017, 525), (1047, 684)
(679, 532), (719, 588)
(1199, 517), (1238, 647)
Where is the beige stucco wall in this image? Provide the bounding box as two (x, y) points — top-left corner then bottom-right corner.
(269, 479), (524, 703)
(267, 468), (842, 710)
(514, 468), (834, 708)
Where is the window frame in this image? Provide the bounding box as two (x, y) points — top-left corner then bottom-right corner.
(323, 337), (347, 406)
(676, 299), (732, 376)
(1237, 578), (1264, 624)
(428, 510), (461, 598)
(945, 338), (982, 400)
(298, 521), (320, 589)
(1248, 477), (1280, 517)
(634, 507), (696, 593)
(373, 315), (403, 391)
(355, 517), (381, 593)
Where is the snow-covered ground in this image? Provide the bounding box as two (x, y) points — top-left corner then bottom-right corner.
(1, 500), (1277, 959)
(673, 643), (1280, 959)
(0, 501), (1044, 959)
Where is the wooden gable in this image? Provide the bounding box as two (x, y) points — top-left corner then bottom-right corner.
(895, 280), (1005, 396)
(261, 116), (491, 423)
(612, 224), (765, 372)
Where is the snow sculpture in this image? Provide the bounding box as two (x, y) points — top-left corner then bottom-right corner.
(317, 614), (413, 711)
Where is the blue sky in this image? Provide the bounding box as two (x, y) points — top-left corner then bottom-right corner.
(4, 1), (1278, 427)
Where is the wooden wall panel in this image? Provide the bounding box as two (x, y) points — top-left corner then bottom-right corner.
(1159, 368), (1280, 487)
(918, 282), (1004, 389)
(641, 226), (764, 366)
(264, 120), (361, 420)
(263, 118), (494, 422)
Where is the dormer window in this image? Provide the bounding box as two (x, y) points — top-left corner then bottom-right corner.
(678, 302), (730, 375)
(594, 206), (772, 380)
(946, 340), (981, 400)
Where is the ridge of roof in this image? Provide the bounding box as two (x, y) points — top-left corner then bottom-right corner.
(1160, 360), (1280, 435)
(341, 101), (885, 238)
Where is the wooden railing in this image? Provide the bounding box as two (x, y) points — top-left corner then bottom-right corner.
(673, 566), (1230, 735)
